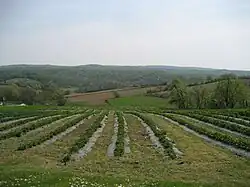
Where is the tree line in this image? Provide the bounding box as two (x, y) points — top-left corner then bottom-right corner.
(169, 74), (250, 109)
(0, 84), (66, 106)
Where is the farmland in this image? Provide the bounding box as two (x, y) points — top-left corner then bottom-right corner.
(66, 86), (163, 105)
(0, 106), (250, 187)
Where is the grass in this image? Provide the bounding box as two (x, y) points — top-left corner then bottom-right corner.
(108, 96), (171, 108)
(0, 165), (213, 187)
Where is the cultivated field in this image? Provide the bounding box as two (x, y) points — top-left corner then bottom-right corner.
(0, 106), (250, 187)
(66, 86), (162, 105)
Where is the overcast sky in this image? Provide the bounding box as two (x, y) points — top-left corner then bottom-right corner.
(0, 0), (250, 70)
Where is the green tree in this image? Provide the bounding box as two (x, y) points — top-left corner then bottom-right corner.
(113, 91), (120, 98)
(213, 77), (248, 108)
(0, 85), (20, 103)
(64, 90), (71, 95)
(57, 96), (67, 106)
(169, 79), (189, 109)
(19, 87), (36, 105)
(53, 92), (67, 106)
(191, 86), (208, 109)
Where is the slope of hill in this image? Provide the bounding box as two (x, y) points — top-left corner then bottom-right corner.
(1, 64), (250, 93)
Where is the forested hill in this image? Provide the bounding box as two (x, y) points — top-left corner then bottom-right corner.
(0, 64), (250, 92)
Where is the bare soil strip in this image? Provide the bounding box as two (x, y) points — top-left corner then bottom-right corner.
(72, 115), (108, 160)
(42, 116), (93, 146)
(132, 114), (166, 155)
(123, 116), (131, 154)
(30, 115), (98, 161)
(107, 114), (118, 157)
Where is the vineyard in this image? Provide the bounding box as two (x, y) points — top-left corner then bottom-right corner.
(0, 107), (250, 187)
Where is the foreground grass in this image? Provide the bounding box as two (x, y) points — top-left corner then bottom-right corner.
(0, 165), (218, 187)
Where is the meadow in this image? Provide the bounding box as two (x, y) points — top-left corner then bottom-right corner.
(0, 104), (250, 187)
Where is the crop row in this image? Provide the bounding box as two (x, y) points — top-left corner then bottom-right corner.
(202, 110), (250, 121)
(0, 110), (55, 123)
(17, 111), (93, 150)
(163, 113), (250, 151)
(129, 112), (176, 159)
(114, 112), (125, 157)
(61, 111), (108, 163)
(0, 110), (87, 132)
(0, 113), (38, 123)
(191, 111), (250, 128)
(0, 109), (86, 124)
(0, 115), (69, 141)
(171, 112), (250, 137)
(0, 115), (51, 132)
(232, 110), (250, 118)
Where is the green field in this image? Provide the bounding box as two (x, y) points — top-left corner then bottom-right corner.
(108, 96), (172, 108)
(0, 105), (250, 186)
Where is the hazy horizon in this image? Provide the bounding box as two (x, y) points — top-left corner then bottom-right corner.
(1, 1), (250, 70)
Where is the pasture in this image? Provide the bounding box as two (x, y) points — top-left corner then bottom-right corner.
(0, 106), (250, 187)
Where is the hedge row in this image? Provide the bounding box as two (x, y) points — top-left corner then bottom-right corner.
(129, 112), (176, 159)
(17, 111), (92, 150)
(163, 113), (250, 151)
(61, 111), (108, 163)
(114, 112), (125, 157)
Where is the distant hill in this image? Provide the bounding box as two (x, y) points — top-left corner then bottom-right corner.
(0, 64), (250, 93)
(5, 78), (43, 90)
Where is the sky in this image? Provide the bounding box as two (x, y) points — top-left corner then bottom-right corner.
(0, 0), (250, 70)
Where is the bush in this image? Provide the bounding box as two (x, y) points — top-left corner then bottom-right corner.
(113, 91), (120, 98)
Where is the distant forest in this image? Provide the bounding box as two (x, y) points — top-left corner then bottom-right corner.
(1, 64), (250, 92)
